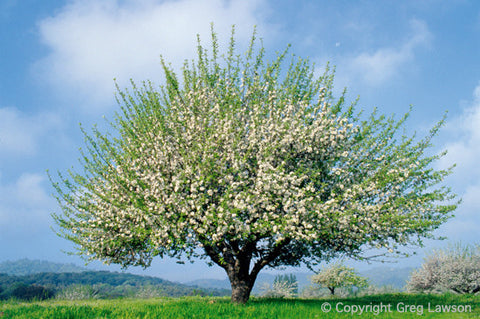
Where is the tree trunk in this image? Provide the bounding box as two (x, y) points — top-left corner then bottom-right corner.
(201, 238), (291, 304)
(230, 277), (254, 304)
(328, 287), (335, 295)
(227, 262), (255, 304)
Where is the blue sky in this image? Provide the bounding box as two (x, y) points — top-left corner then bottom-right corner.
(1, 0), (480, 282)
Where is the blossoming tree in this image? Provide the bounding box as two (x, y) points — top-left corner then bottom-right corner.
(50, 27), (457, 304)
(407, 243), (480, 294)
(312, 262), (368, 295)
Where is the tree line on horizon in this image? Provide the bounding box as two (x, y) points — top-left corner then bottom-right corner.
(0, 271), (230, 301)
(2, 242), (478, 301)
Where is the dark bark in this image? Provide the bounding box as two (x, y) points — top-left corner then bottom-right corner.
(228, 269), (256, 304)
(202, 237), (292, 304)
(328, 287), (335, 295)
(452, 286), (480, 294)
(250, 238), (292, 280)
(225, 241), (257, 304)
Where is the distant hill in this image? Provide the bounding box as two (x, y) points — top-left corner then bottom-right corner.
(0, 259), (87, 276)
(187, 278), (230, 290)
(187, 272), (313, 294)
(0, 271), (230, 300)
(0, 260), (230, 299)
(360, 267), (414, 290)
(0, 271), (229, 296)
(0, 259), (414, 298)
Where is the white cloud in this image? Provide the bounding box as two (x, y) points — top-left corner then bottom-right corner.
(15, 173), (51, 205)
(0, 107), (61, 156)
(437, 184), (480, 243)
(36, 0), (270, 112)
(345, 19), (432, 86)
(0, 171), (59, 261)
(0, 173), (53, 228)
(435, 84), (480, 241)
(439, 84), (480, 184)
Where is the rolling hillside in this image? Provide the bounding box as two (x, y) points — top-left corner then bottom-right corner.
(0, 259), (414, 299)
(0, 259), (230, 299)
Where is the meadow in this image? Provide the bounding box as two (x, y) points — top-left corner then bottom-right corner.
(1, 293), (478, 318)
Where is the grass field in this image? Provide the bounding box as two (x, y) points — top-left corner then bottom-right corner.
(1, 293), (479, 318)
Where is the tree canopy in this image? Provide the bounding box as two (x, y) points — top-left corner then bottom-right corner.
(312, 262), (368, 295)
(50, 26), (457, 303)
(407, 243), (480, 294)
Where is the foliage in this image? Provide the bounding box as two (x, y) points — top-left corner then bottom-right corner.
(1, 294), (479, 318)
(55, 284), (99, 300)
(357, 284), (399, 297)
(274, 274), (298, 295)
(49, 25), (457, 303)
(407, 243), (480, 294)
(10, 284), (55, 301)
(0, 271), (229, 300)
(260, 274), (298, 298)
(134, 285), (167, 299)
(300, 283), (398, 298)
(311, 262), (368, 295)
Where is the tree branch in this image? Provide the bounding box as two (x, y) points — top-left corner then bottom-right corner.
(200, 240), (226, 269)
(250, 238), (291, 278)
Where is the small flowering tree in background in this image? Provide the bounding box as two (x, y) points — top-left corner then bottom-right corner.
(50, 26), (457, 304)
(56, 284), (99, 300)
(407, 243), (480, 294)
(274, 274), (298, 296)
(311, 262), (368, 295)
(260, 274), (298, 298)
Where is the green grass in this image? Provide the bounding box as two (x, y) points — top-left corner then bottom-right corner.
(1, 294), (479, 318)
